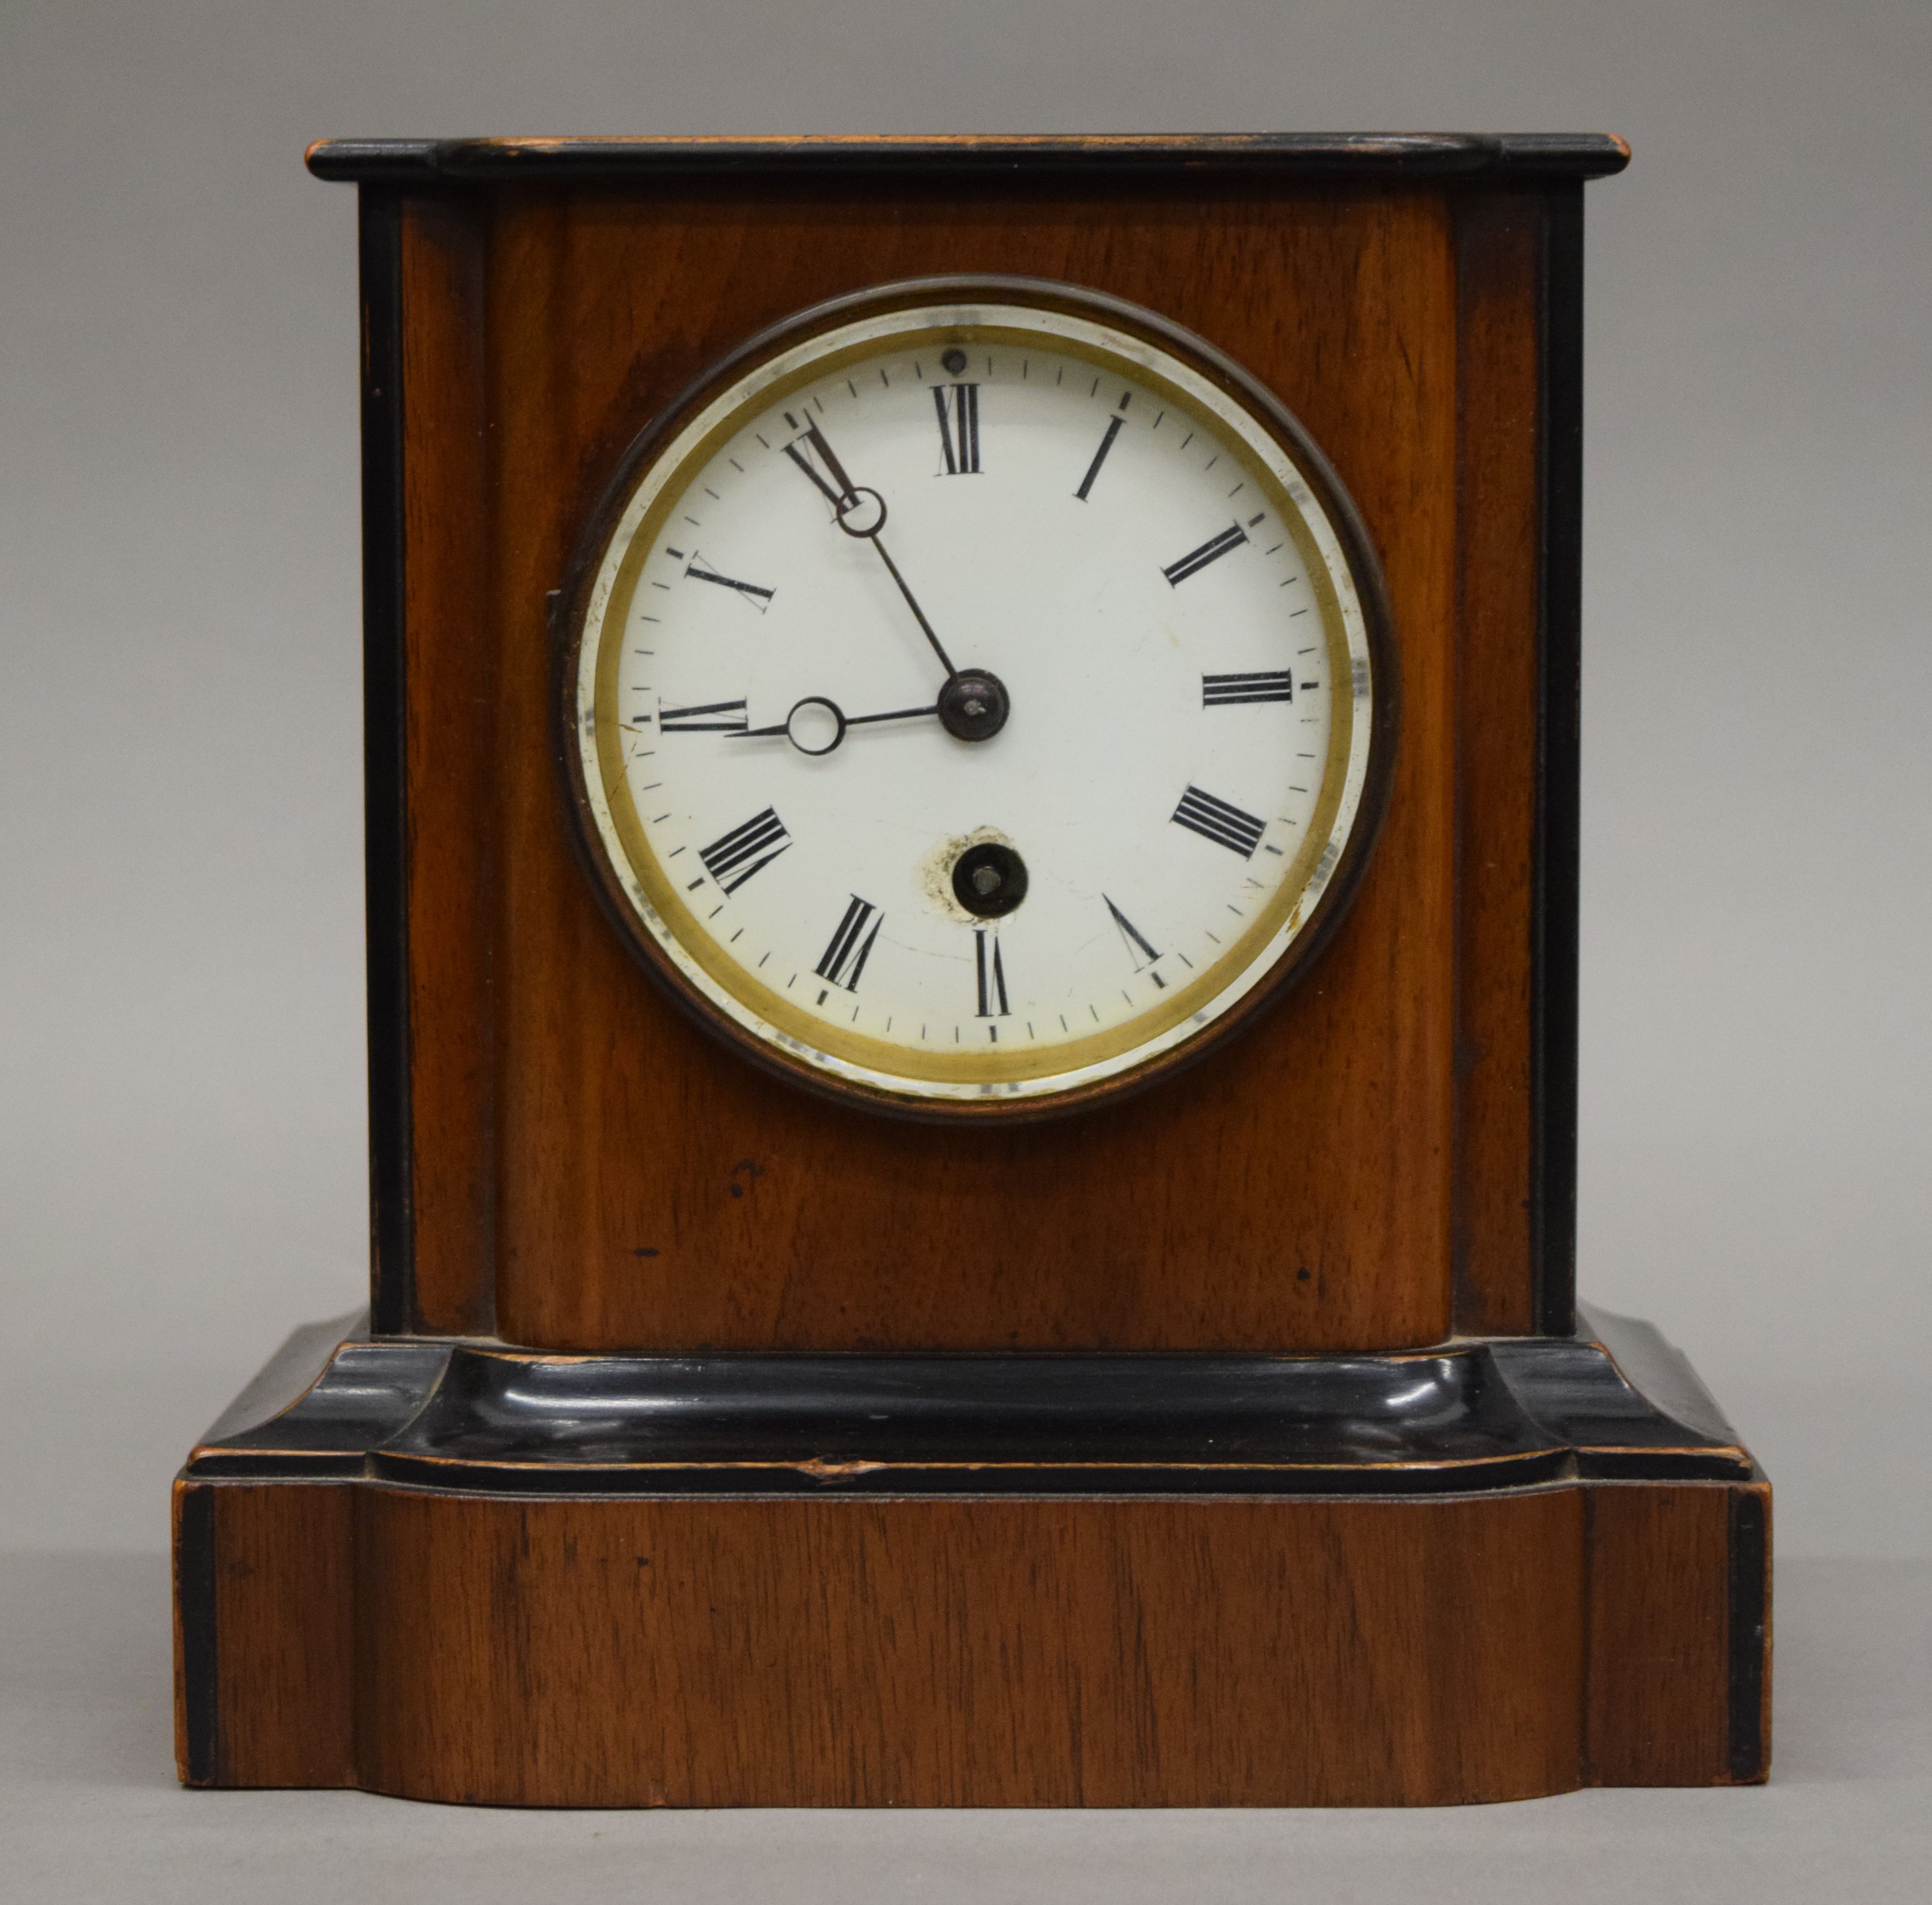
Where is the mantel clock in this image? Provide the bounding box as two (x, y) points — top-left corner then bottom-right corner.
(173, 133), (1770, 1807)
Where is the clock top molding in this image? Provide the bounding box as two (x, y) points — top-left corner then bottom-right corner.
(307, 132), (1630, 183)
(309, 131), (1623, 1354)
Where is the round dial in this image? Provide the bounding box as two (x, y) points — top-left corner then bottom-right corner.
(563, 281), (1393, 1116)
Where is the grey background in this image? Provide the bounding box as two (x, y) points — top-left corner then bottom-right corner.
(0, 0), (1926, 1896)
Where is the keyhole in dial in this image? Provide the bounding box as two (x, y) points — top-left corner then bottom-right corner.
(952, 842), (1028, 918)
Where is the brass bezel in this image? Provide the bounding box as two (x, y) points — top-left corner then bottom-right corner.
(556, 277), (1399, 1123)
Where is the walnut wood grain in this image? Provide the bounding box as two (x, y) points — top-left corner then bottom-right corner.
(399, 197), (496, 1335)
(1583, 1480), (1771, 1785)
(175, 1471), (1769, 1802)
(174, 1480), (357, 1788)
(388, 181), (1459, 1352)
(358, 1483), (1583, 1806)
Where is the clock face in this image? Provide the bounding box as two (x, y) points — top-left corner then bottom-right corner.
(564, 281), (1391, 1115)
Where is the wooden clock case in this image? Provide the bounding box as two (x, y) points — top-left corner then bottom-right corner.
(172, 134), (1771, 1806)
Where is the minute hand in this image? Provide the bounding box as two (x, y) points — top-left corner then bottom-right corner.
(786, 418), (959, 678)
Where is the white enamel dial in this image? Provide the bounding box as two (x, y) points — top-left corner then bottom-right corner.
(570, 290), (1386, 1112)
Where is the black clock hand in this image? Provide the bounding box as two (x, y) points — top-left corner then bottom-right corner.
(729, 695), (939, 757)
(863, 532), (959, 678)
(784, 417), (961, 678)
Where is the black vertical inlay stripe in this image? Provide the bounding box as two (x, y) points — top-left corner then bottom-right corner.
(359, 184), (413, 1336)
(175, 1484), (220, 1784)
(1531, 182), (1585, 1337)
(1727, 1488), (1770, 1780)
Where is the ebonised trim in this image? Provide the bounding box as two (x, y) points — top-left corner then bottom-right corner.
(174, 1484), (219, 1784)
(358, 185), (413, 1335)
(306, 133), (1630, 185)
(184, 1317), (1753, 1499)
(1531, 184), (1586, 1336)
(1728, 1486), (1771, 1780)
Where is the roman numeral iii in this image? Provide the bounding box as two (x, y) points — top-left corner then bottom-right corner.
(933, 384), (981, 474)
(1202, 670), (1294, 706)
(1163, 523), (1248, 586)
(815, 896), (883, 992)
(1171, 785), (1267, 858)
(975, 929), (1010, 1016)
(698, 807), (791, 892)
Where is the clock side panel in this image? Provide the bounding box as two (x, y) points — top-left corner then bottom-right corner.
(448, 180), (1459, 1353)
(1450, 193), (1545, 1338)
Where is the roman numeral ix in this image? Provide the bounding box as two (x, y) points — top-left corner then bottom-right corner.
(698, 807), (791, 893)
(815, 896), (883, 993)
(659, 698), (748, 733)
(934, 384), (981, 474)
(1163, 523), (1248, 586)
(975, 929), (1010, 1017)
(1171, 786), (1267, 858)
(1202, 670), (1294, 706)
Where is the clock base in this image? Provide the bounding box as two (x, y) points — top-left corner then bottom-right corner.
(173, 1310), (1769, 1805)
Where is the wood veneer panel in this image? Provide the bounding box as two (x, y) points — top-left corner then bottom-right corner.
(358, 1483), (1583, 1806)
(178, 1482), (357, 1788)
(1584, 1481), (1749, 1785)
(1450, 195), (1543, 1334)
(399, 198), (495, 1334)
(463, 183), (1458, 1352)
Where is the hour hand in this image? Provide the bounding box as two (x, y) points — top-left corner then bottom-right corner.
(730, 695), (937, 757)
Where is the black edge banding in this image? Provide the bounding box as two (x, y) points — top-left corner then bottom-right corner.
(358, 184), (414, 1335)
(1728, 1486), (1771, 1780)
(304, 134), (1632, 185)
(1531, 182), (1586, 1337)
(174, 1483), (219, 1784)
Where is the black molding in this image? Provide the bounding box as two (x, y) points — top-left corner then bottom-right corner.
(306, 133), (1630, 187)
(1531, 183), (1586, 1336)
(358, 185), (413, 1335)
(173, 1484), (218, 1784)
(184, 1310), (1751, 1499)
(1728, 1486), (1771, 1780)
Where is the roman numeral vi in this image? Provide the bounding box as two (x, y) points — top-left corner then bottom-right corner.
(975, 929), (1009, 1016)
